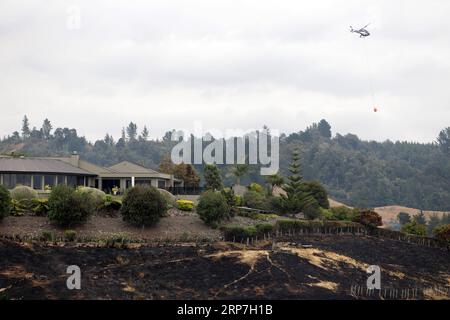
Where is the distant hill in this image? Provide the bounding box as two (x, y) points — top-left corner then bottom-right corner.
(328, 198), (449, 228)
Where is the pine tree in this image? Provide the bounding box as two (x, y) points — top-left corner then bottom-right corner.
(318, 119), (332, 138)
(41, 118), (53, 140)
(280, 149), (320, 218)
(126, 122), (138, 141)
(204, 164), (223, 191)
(21, 115), (30, 139)
(283, 150), (303, 197)
(141, 126), (149, 141)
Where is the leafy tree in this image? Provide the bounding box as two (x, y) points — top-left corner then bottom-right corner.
(318, 119), (332, 138)
(401, 220), (426, 236)
(437, 127), (450, 153)
(229, 164), (249, 185)
(353, 210), (383, 229)
(413, 211), (427, 225)
(301, 181), (330, 209)
(140, 126), (149, 141)
(433, 224), (450, 241)
(159, 154), (176, 174)
(126, 122), (138, 141)
(21, 115), (30, 139)
(30, 127), (43, 139)
(174, 163), (200, 187)
(427, 214), (442, 236)
(204, 164), (223, 191)
(265, 174), (284, 192)
(397, 212), (411, 226)
(41, 118), (52, 140)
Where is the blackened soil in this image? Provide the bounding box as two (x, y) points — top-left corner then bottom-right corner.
(0, 235), (449, 300)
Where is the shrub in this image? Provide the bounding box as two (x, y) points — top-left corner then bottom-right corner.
(77, 187), (106, 209)
(248, 183), (264, 194)
(221, 224), (274, 242)
(0, 185), (11, 221)
(31, 198), (49, 216)
(176, 199), (194, 211)
(242, 190), (267, 210)
(221, 188), (237, 207)
(433, 224), (450, 241)
(158, 188), (176, 207)
(64, 230), (77, 242)
(196, 190), (230, 226)
(41, 230), (55, 242)
(401, 220), (426, 236)
(301, 181), (330, 209)
(330, 206), (359, 221)
(320, 207), (333, 219)
(98, 195), (122, 214)
(255, 223), (274, 234)
(353, 210), (382, 229)
(276, 219), (362, 233)
(121, 185), (168, 227)
(10, 199), (26, 216)
(276, 219), (324, 232)
(302, 200), (322, 220)
(48, 184), (95, 227)
(234, 195), (242, 206)
(10, 185), (38, 201)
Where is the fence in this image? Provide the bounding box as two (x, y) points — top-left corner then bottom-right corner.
(165, 186), (205, 195)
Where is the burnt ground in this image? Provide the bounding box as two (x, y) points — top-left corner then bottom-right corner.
(0, 235), (449, 300)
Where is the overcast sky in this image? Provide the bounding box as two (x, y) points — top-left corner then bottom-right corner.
(0, 0), (449, 143)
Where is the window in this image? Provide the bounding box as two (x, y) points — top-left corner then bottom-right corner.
(76, 176), (85, 187)
(158, 180), (166, 189)
(33, 175), (43, 190)
(67, 176), (77, 187)
(2, 174), (16, 189)
(16, 174), (31, 187)
(44, 175), (56, 188)
(57, 175), (66, 185)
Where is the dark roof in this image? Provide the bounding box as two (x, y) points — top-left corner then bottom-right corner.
(0, 157), (96, 175)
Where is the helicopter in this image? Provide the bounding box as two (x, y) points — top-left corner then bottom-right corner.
(350, 24), (371, 38)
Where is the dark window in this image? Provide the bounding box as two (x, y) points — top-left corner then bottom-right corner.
(158, 180), (166, 189)
(136, 179), (151, 186)
(2, 174), (16, 189)
(67, 176), (77, 187)
(16, 174), (31, 187)
(33, 175), (43, 190)
(57, 175), (66, 185)
(76, 176), (85, 187)
(44, 175), (56, 188)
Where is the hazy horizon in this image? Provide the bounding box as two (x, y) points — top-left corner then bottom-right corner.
(1, 0), (449, 143)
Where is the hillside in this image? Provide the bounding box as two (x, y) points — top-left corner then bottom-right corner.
(1, 237), (449, 300)
(1, 118), (449, 211)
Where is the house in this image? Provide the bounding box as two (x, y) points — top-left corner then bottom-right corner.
(0, 153), (182, 193)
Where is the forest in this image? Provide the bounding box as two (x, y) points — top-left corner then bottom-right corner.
(1, 116), (449, 211)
